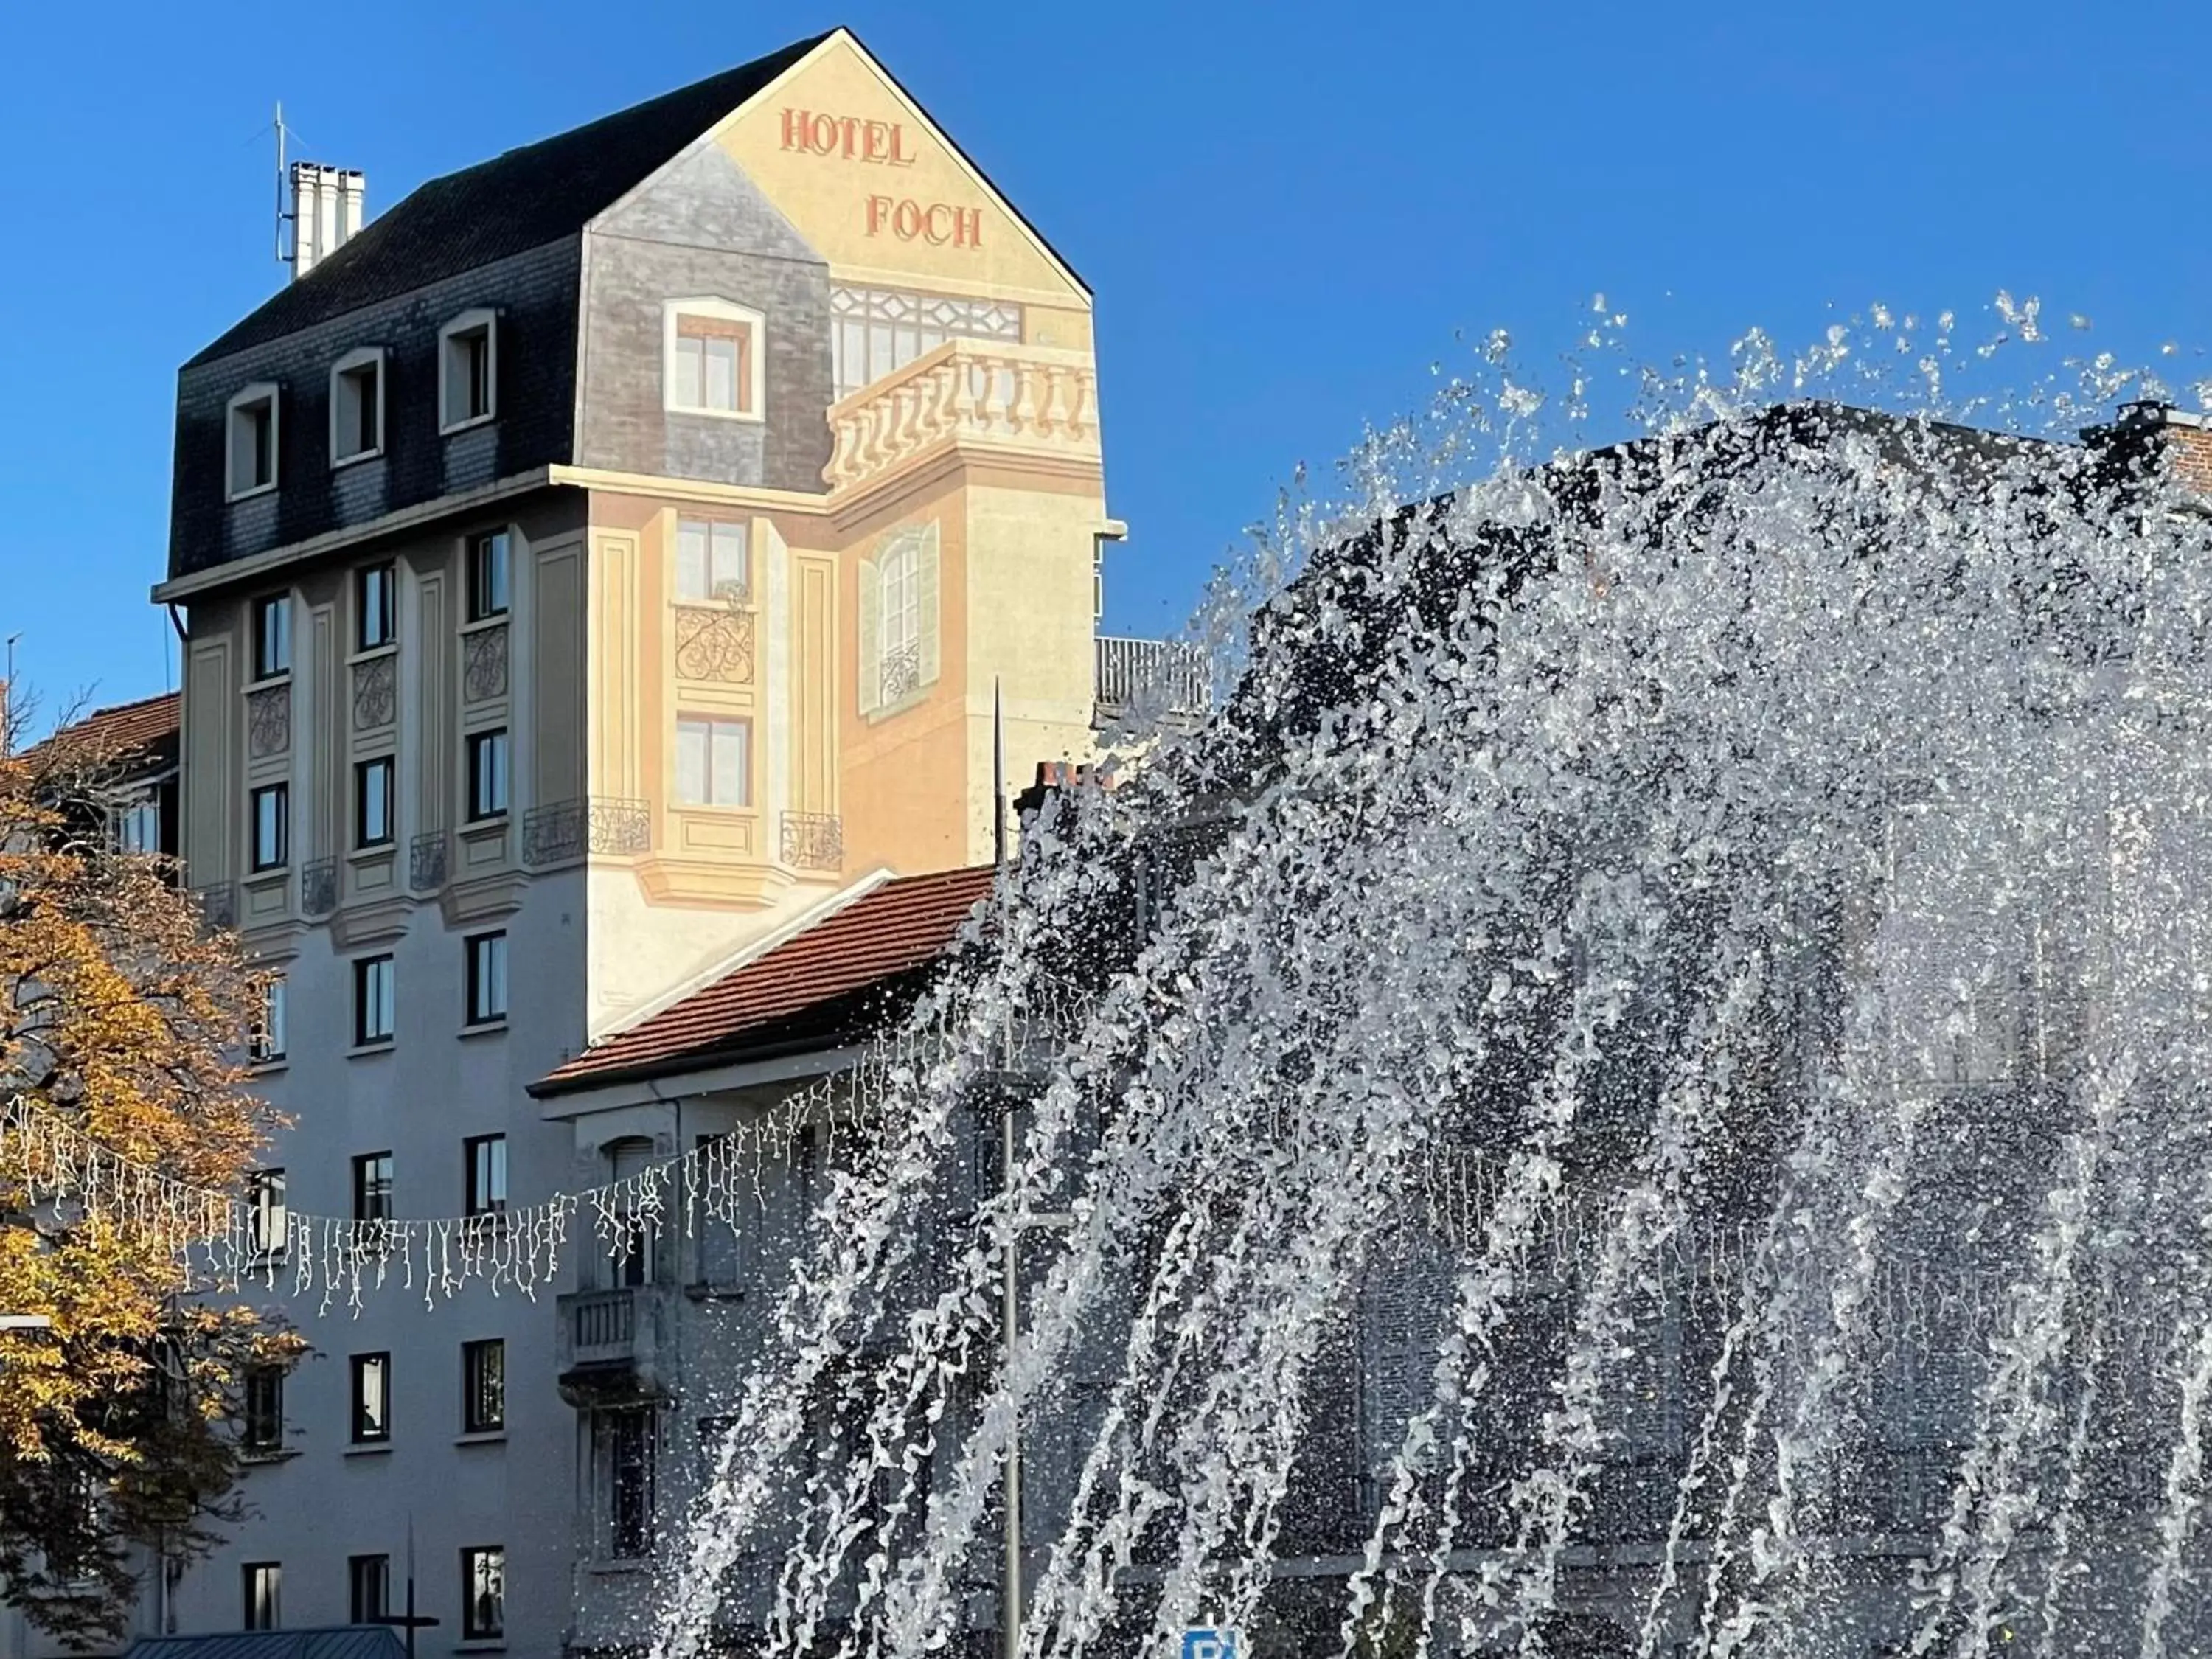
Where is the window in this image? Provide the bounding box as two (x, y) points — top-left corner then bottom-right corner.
(465, 931), (507, 1026)
(664, 299), (762, 418)
(440, 310), (497, 431)
(354, 955), (394, 1046)
(330, 348), (383, 464)
(858, 523), (940, 717)
(355, 757), (394, 848)
(462, 1339), (504, 1434)
(247, 1169), (286, 1258)
(352, 1152), (392, 1222)
(594, 1408), (657, 1559)
(467, 532), (510, 622)
(242, 1562), (282, 1631)
(675, 717), (750, 808)
(350, 1353), (390, 1444)
(675, 519), (749, 603)
(115, 793), (161, 855)
(243, 1366), (285, 1453)
(465, 1134), (507, 1217)
(249, 784), (288, 871)
(227, 385), (279, 499)
(250, 975), (286, 1064)
(252, 595), (292, 680)
(460, 1547), (504, 1642)
(467, 730), (509, 820)
(357, 563), (395, 651)
(348, 1554), (390, 1625)
(830, 285), (1023, 400)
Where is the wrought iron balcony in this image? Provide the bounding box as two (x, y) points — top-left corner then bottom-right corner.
(299, 858), (337, 918)
(554, 1285), (674, 1407)
(523, 798), (653, 867)
(824, 340), (1100, 495)
(409, 830), (448, 892)
(1095, 636), (1211, 726)
(779, 811), (844, 872)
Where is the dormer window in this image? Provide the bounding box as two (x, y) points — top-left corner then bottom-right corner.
(330, 348), (384, 465)
(226, 384), (279, 500)
(440, 310), (497, 432)
(664, 299), (762, 420)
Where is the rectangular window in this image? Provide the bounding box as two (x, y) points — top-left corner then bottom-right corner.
(115, 793), (161, 854)
(250, 975), (286, 1064)
(465, 932), (508, 1026)
(670, 313), (754, 415)
(357, 563), (395, 651)
(467, 730), (509, 821)
(242, 1562), (282, 1631)
(462, 1339), (505, 1434)
(594, 1408), (657, 1559)
(675, 519), (750, 602)
(465, 1134), (507, 1217)
(467, 532), (510, 622)
(248, 1169), (286, 1258)
(442, 313), (495, 429)
(348, 1554), (390, 1625)
(460, 1547), (504, 1641)
(229, 387), (279, 498)
(333, 352), (382, 462)
(354, 955), (394, 1046)
(249, 784), (288, 871)
(829, 284), (1023, 400)
(352, 1152), (393, 1222)
(675, 717), (750, 808)
(252, 595), (291, 679)
(349, 1353), (390, 1444)
(355, 757), (394, 849)
(243, 1366), (285, 1453)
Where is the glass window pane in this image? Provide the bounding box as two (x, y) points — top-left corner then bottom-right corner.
(676, 721), (707, 804)
(673, 338), (702, 408)
(711, 722), (748, 807)
(710, 524), (747, 595)
(705, 338), (737, 411)
(676, 520), (707, 600)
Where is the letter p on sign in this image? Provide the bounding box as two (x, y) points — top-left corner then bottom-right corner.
(1180, 1631), (1239, 1659)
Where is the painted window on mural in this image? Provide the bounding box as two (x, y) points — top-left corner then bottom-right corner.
(830, 286), (1023, 400)
(675, 717), (751, 808)
(665, 299), (763, 419)
(675, 519), (750, 602)
(857, 521), (941, 718)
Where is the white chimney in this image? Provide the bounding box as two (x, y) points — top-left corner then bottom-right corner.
(289, 162), (365, 282)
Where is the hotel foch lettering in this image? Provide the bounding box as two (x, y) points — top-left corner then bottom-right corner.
(779, 105), (983, 250)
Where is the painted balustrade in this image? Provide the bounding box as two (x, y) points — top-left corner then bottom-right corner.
(824, 340), (1100, 493)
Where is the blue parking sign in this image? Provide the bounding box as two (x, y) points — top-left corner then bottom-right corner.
(1181, 1630), (1240, 1659)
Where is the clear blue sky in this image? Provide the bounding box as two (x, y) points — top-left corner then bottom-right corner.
(2, 0), (2207, 726)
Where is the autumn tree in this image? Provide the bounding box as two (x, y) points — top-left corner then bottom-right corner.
(0, 693), (301, 1646)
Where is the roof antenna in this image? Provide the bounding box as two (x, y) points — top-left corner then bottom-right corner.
(992, 676), (1006, 869)
(272, 102), (291, 265)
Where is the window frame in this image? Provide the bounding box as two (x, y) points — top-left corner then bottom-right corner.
(250, 975), (286, 1065)
(465, 931), (508, 1028)
(459, 1546), (505, 1643)
(594, 1407), (658, 1561)
(353, 954), (395, 1048)
(352, 1151), (393, 1223)
(674, 518), (751, 605)
(465, 1133), (507, 1217)
(348, 1554), (391, 1625)
(466, 729), (509, 821)
(662, 297), (765, 422)
(251, 594), (292, 681)
(226, 384), (280, 501)
(242, 1366), (285, 1454)
(349, 1352), (392, 1445)
(356, 563), (396, 653)
(439, 310), (498, 434)
(462, 1338), (505, 1435)
(674, 714), (752, 809)
(248, 784), (288, 872)
(114, 791), (161, 855)
(467, 531), (511, 622)
(242, 1562), (282, 1632)
(247, 1168), (287, 1259)
(328, 347), (386, 467)
(355, 755), (395, 849)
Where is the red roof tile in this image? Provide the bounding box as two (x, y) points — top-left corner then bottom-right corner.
(27, 690), (181, 769)
(532, 864), (1000, 1095)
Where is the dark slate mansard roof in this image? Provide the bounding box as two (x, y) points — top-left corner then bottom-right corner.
(184, 31), (832, 369)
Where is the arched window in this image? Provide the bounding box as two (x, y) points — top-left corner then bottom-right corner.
(858, 522), (939, 719)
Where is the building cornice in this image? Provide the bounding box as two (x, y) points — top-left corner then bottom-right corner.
(550, 465), (832, 515)
(150, 467), (559, 604)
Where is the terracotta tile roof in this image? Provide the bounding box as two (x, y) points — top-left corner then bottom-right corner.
(532, 864), (1000, 1096)
(27, 689), (181, 770)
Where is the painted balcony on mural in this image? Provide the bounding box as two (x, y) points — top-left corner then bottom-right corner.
(823, 340), (1101, 495)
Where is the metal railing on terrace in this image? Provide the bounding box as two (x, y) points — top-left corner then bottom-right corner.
(1094, 636), (1211, 725)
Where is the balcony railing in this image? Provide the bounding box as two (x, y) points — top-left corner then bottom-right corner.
(555, 1285), (673, 1406)
(1095, 636), (1211, 725)
(824, 341), (1100, 494)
